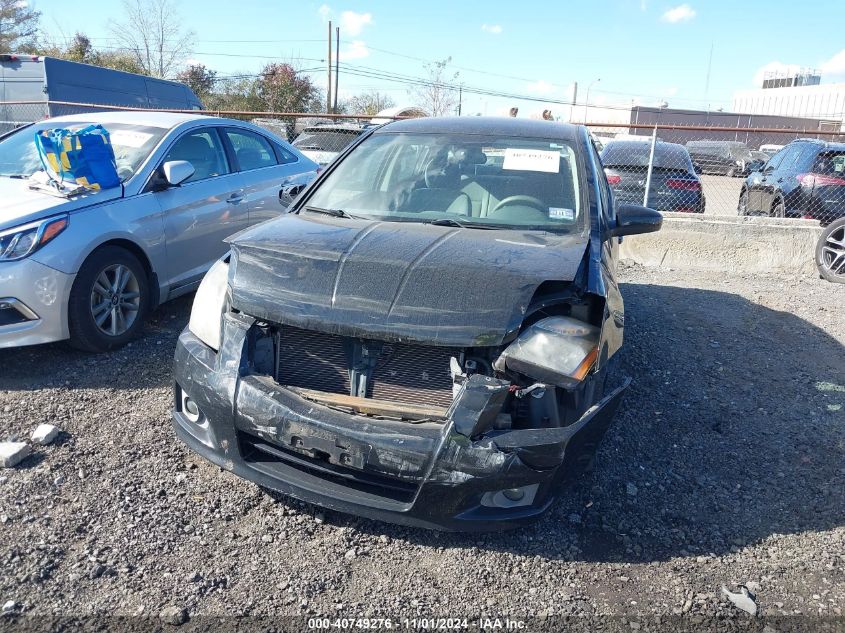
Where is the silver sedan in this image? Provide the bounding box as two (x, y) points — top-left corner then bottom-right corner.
(0, 111), (318, 351)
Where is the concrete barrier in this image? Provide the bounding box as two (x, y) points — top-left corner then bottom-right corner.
(619, 213), (824, 275)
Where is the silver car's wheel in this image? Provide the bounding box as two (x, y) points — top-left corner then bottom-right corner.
(89, 264), (141, 336)
(816, 219), (845, 283)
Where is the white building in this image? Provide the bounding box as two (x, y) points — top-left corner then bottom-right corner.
(732, 81), (845, 129)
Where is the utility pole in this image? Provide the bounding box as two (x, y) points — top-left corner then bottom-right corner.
(457, 85), (462, 115)
(333, 26), (340, 113)
(327, 20), (332, 114)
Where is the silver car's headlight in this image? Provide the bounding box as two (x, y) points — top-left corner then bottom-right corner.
(188, 257), (230, 351)
(0, 214), (68, 261)
(496, 316), (600, 389)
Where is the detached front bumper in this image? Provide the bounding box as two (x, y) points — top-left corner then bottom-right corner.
(171, 313), (628, 531)
(0, 258), (74, 349)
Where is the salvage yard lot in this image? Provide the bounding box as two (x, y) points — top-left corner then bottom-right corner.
(0, 265), (843, 622)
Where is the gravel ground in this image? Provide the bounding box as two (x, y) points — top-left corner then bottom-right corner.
(0, 265), (843, 630)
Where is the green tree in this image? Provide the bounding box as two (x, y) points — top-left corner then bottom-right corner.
(0, 0), (41, 53)
(257, 63), (323, 113)
(175, 64), (217, 100)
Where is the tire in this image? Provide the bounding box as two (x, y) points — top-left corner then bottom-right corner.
(738, 188), (749, 216)
(816, 217), (845, 284)
(726, 166), (736, 178)
(67, 246), (150, 352)
(771, 199), (786, 218)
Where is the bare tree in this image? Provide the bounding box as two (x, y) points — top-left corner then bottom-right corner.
(346, 91), (396, 116)
(109, 0), (194, 78)
(0, 0), (41, 53)
(410, 57), (459, 116)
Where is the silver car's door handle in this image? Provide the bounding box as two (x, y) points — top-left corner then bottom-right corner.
(226, 193), (244, 204)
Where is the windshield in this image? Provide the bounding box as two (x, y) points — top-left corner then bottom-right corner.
(602, 142), (692, 172)
(293, 129), (362, 152)
(0, 122), (168, 180)
(303, 132), (584, 232)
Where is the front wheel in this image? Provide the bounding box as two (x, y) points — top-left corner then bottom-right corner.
(726, 166), (736, 178)
(816, 217), (845, 284)
(771, 200), (786, 218)
(738, 189), (749, 216)
(68, 246), (150, 352)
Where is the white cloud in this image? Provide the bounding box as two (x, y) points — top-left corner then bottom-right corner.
(640, 0), (647, 10)
(527, 80), (553, 95)
(481, 24), (503, 34)
(664, 86), (678, 96)
(820, 49), (845, 79)
(752, 61), (802, 86)
(340, 40), (369, 61)
(340, 10), (373, 36)
(318, 3), (332, 21)
(661, 4), (696, 23)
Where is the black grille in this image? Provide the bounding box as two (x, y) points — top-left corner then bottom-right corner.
(274, 325), (456, 408)
(238, 431), (417, 504)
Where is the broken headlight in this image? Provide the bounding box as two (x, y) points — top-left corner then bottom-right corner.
(188, 256), (229, 351)
(495, 316), (600, 389)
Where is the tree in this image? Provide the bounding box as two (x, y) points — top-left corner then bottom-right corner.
(109, 0), (194, 78)
(410, 57), (459, 117)
(0, 0), (41, 53)
(257, 63), (322, 113)
(176, 64), (217, 100)
(346, 91), (396, 116)
(47, 32), (145, 75)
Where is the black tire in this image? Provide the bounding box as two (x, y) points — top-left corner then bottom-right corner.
(816, 217), (845, 284)
(771, 199), (786, 218)
(68, 246), (150, 352)
(738, 188), (749, 216)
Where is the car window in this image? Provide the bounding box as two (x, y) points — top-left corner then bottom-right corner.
(764, 146), (789, 171)
(0, 121), (167, 181)
(225, 129), (278, 171)
(814, 151), (845, 176)
(274, 143), (300, 165)
(164, 128), (229, 183)
(591, 140), (614, 222)
(774, 145), (803, 173)
(602, 142), (692, 172)
(304, 132), (585, 234)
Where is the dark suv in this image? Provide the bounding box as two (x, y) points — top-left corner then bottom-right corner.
(685, 140), (753, 177)
(738, 139), (845, 224)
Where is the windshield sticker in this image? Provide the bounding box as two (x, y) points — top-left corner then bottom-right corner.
(109, 131), (154, 148)
(502, 148), (560, 173)
(549, 207), (575, 220)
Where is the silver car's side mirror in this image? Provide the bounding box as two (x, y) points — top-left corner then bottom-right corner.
(162, 160), (195, 186)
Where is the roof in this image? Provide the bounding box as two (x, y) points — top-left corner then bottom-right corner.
(300, 123), (364, 133)
(604, 139), (686, 150)
(377, 116), (581, 140)
(45, 110), (213, 129)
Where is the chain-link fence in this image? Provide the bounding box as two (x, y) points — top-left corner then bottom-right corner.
(3, 101), (845, 225)
(589, 123), (845, 225)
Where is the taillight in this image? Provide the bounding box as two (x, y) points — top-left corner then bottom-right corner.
(798, 173), (845, 188)
(605, 173), (621, 185)
(666, 178), (701, 191)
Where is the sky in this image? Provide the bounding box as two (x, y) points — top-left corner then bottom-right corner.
(32, 0), (845, 117)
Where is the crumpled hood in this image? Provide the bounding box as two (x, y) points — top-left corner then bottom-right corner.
(229, 213), (589, 347)
(0, 177), (123, 230)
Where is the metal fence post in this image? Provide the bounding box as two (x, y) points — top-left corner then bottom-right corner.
(643, 125), (658, 207)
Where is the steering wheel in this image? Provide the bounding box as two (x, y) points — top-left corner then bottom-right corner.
(491, 195), (547, 213)
(424, 158), (445, 188)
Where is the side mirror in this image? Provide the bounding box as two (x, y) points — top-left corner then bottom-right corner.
(280, 183), (306, 205)
(162, 160), (195, 187)
(693, 162), (702, 174)
(747, 159), (764, 173)
(607, 204), (663, 239)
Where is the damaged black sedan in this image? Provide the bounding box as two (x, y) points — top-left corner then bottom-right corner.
(171, 117), (661, 531)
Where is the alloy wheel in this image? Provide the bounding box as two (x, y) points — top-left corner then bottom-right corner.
(821, 225), (845, 278)
(89, 264), (141, 337)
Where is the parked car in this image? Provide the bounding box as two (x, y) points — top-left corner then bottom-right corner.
(601, 140), (705, 213)
(292, 123), (365, 166)
(742, 150), (770, 175)
(685, 140), (753, 177)
(171, 116), (662, 531)
(0, 54), (203, 135)
(816, 217), (845, 283)
(0, 111), (318, 351)
(738, 139), (845, 223)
